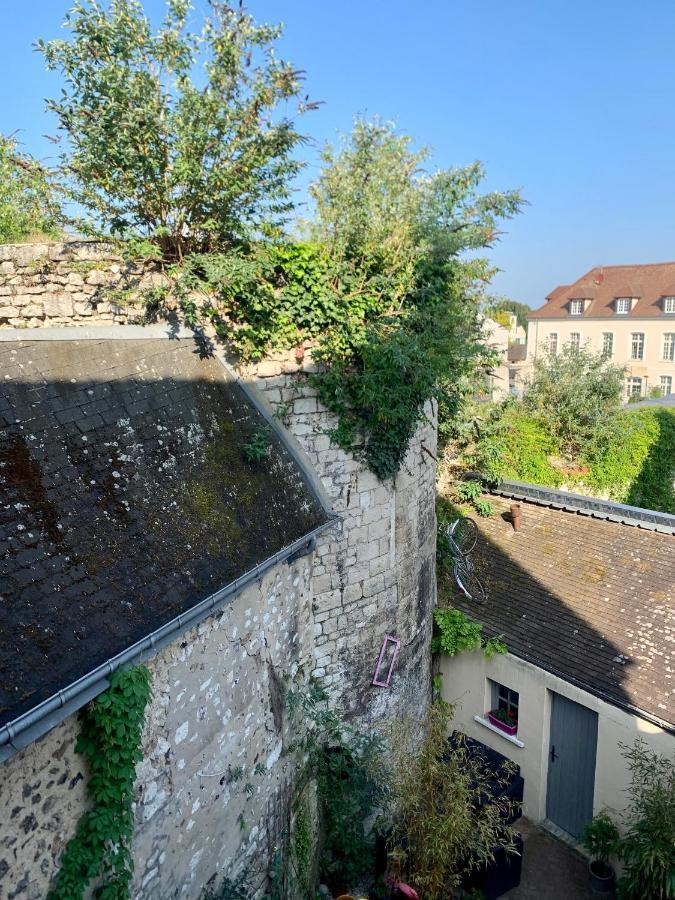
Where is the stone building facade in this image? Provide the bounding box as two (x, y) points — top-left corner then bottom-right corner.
(0, 242), (437, 898)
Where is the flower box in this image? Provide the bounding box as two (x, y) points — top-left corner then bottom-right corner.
(487, 710), (518, 736)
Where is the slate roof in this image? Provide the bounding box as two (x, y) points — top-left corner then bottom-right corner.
(0, 333), (327, 730)
(528, 262), (675, 319)
(450, 495), (675, 730)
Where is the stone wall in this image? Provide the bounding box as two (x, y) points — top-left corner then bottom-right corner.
(0, 241), (437, 898)
(0, 241), (151, 328)
(243, 351), (437, 726)
(0, 557), (314, 899)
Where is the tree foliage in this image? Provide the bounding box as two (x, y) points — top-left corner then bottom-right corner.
(38, 0), (312, 258)
(617, 740), (675, 900)
(0, 134), (61, 243)
(523, 343), (626, 457)
(485, 297), (531, 331)
(307, 120), (522, 479)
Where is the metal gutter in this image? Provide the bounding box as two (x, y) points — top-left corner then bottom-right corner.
(0, 519), (335, 763)
(0, 324), (340, 762)
(494, 479), (675, 534)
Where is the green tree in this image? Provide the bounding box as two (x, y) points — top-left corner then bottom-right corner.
(38, 0), (313, 259)
(308, 119), (522, 479)
(524, 343), (625, 457)
(0, 134), (61, 243)
(486, 298), (531, 330)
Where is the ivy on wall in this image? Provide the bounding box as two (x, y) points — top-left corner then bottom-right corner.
(48, 665), (152, 900)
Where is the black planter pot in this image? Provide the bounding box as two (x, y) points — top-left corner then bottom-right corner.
(589, 859), (615, 895)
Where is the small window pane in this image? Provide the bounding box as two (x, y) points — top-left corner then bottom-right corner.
(548, 333), (558, 355)
(569, 333), (580, 352)
(602, 332), (613, 357)
(569, 299), (583, 315)
(616, 298), (631, 314)
(663, 333), (675, 361)
(664, 297), (675, 314)
(660, 376), (673, 396)
(627, 377), (643, 398)
(631, 333), (645, 360)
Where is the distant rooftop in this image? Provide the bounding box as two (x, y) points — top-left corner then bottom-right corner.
(529, 261), (675, 319)
(452, 493), (674, 731)
(0, 331), (327, 730)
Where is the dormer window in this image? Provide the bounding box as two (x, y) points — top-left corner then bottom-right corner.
(569, 299), (584, 315)
(663, 296), (675, 314)
(615, 298), (631, 314)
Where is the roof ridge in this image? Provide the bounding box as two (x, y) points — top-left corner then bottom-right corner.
(493, 480), (675, 534)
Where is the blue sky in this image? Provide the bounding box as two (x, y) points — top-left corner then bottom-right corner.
(3, 0), (675, 307)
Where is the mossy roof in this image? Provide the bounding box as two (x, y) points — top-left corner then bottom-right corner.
(450, 496), (674, 729)
(0, 336), (326, 727)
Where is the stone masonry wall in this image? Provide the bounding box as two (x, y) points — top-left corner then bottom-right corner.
(0, 241), (437, 897)
(244, 352), (437, 726)
(0, 557), (314, 899)
(0, 241), (156, 328)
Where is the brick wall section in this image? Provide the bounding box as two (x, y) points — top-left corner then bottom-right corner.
(0, 241), (157, 328)
(243, 351), (437, 725)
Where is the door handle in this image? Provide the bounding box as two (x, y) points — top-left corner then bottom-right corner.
(550, 744), (558, 762)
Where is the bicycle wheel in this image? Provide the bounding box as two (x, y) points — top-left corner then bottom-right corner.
(453, 559), (487, 604)
(448, 516), (478, 556)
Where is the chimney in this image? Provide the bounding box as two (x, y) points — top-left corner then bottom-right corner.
(510, 503), (521, 531)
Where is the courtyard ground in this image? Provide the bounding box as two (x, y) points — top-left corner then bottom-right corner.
(503, 818), (598, 899)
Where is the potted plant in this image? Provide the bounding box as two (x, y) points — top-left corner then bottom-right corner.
(487, 707), (518, 737)
(580, 812), (620, 895)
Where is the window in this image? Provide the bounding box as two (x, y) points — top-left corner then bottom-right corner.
(602, 332), (614, 357)
(631, 332), (645, 360)
(569, 332), (581, 352)
(548, 333), (558, 355)
(663, 333), (675, 361)
(664, 296), (675, 314)
(490, 680), (519, 728)
(616, 297), (631, 314)
(660, 376), (673, 396)
(569, 299), (583, 315)
(626, 376), (643, 398)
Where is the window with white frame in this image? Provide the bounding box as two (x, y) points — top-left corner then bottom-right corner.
(602, 332), (614, 357)
(548, 333), (558, 355)
(489, 680), (519, 730)
(663, 333), (675, 361)
(569, 299), (583, 315)
(664, 296), (675, 314)
(626, 376), (643, 398)
(660, 375), (673, 396)
(569, 332), (580, 352)
(631, 332), (645, 360)
(615, 297), (631, 314)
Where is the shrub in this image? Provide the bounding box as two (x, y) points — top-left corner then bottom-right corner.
(523, 344), (625, 457)
(616, 740), (675, 899)
(387, 702), (519, 899)
(581, 812), (620, 873)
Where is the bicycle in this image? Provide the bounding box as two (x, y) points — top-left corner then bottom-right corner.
(445, 516), (487, 604)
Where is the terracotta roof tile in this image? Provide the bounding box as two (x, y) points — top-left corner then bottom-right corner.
(529, 262), (675, 319)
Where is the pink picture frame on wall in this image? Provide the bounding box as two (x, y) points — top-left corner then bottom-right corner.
(372, 635), (401, 687)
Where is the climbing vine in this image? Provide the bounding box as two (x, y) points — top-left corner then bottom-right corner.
(48, 665), (152, 900)
(432, 607), (507, 659)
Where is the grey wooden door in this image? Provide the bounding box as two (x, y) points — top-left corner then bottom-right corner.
(546, 692), (598, 837)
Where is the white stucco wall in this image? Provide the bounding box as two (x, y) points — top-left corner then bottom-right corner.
(439, 650), (673, 825)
